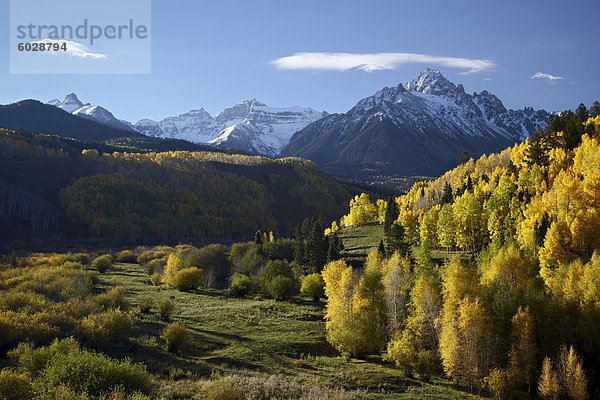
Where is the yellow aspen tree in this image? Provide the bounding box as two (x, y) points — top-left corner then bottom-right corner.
(563, 346), (588, 400)
(382, 251), (412, 337)
(538, 357), (560, 400)
(456, 298), (493, 391)
(508, 307), (536, 392)
(437, 204), (455, 251)
(419, 206), (439, 250)
(438, 258), (482, 385)
(164, 253), (181, 286)
(356, 250), (386, 353)
(322, 260), (364, 356)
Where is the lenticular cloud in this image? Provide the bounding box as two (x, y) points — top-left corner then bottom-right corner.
(272, 52), (495, 74)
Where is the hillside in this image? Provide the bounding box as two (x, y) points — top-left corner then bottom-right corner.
(320, 110), (600, 398)
(0, 129), (366, 251)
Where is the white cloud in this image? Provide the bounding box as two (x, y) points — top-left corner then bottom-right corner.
(271, 52), (495, 74)
(531, 72), (564, 83)
(32, 39), (107, 59)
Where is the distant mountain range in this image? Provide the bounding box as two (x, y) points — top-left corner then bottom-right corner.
(281, 68), (550, 178)
(46, 95), (324, 157)
(0, 69), (551, 181)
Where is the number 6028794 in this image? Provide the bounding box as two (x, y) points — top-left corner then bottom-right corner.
(17, 42), (67, 52)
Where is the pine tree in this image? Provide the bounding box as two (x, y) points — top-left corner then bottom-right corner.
(459, 151), (470, 165)
(386, 223), (408, 257)
(306, 220), (326, 272)
(254, 230), (263, 245)
(327, 235), (341, 262)
(590, 100), (600, 118)
(442, 182), (454, 205)
(576, 103), (589, 122)
(383, 196), (399, 234)
(378, 240), (386, 255)
(564, 117), (584, 151)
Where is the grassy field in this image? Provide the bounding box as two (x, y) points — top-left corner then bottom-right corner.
(99, 261), (485, 399)
(337, 223), (472, 268)
(337, 223), (385, 267)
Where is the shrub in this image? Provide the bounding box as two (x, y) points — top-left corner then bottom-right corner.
(170, 267), (204, 291)
(161, 322), (190, 354)
(150, 273), (162, 286)
(266, 276), (296, 301)
(0, 368), (33, 400)
(484, 368), (510, 400)
(0, 311), (60, 347)
(413, 350), (438, 382)
(229, 273), (253, 297)
(201, 375), (244, 400)
(139, 295), (153, 314)
(240, 245), (264, 275)
(116, 250), (138, 263)
(94, 286), (129, 310)
(157, 298), (175, 322)
(146, 258), (165, 276)
(11, 338), (152, 396)
(73, 253), (91, 265)
(79, 309), (132, 344)
(92, 255), (113, 273)
(300, 273), (325, 301)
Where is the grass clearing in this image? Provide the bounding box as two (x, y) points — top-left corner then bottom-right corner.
(100, 262), (484, 399)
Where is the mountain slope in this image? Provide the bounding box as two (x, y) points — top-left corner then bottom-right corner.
(133, 99), (324, 157)
(0, 128), (368, 250)
(281, 68), (549, 181)
(0, 100), (141, 142)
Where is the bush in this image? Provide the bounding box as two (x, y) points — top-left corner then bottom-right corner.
(72, 253), (91, 265)
(157, 298), (175, 322)
(116, 250), (138, 263)
(92, 255), (113, 273)
(94, 286), (129, 310)
(201, 375), (244, 400)
(10, 338), (152, 396)
(161, 322), (190, 354)
(185, 244), (230, 288)
(170, 267), (204, 291)
(150, 272), (162, 286)
(229, 273), (253, 297)
(146, 258), (165, 276)
(266, 276), (296, 301)
(485, 368), (510, 400)
(80, 309), (132, 344)
(0, 368), (33, 400)
(139, 295), (153, 314)
(0, 311), (60, 347)
(300, 273), (325, 301)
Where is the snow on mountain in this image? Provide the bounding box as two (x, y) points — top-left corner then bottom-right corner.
(281, 68), (550, 179)
(133, 99), (325, 157)
(47, 94), (134, 132)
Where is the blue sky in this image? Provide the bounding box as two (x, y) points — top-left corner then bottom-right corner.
(0, 0), (598, 122)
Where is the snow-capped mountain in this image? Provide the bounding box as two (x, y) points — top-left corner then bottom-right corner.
(281, 68), (549, 179)
(47, 94), (134, 132)
(133, 100), (325, 157)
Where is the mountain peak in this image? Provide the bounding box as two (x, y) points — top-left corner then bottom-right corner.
(405, 68), (456, 96)
(63, 93), (82, 104)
